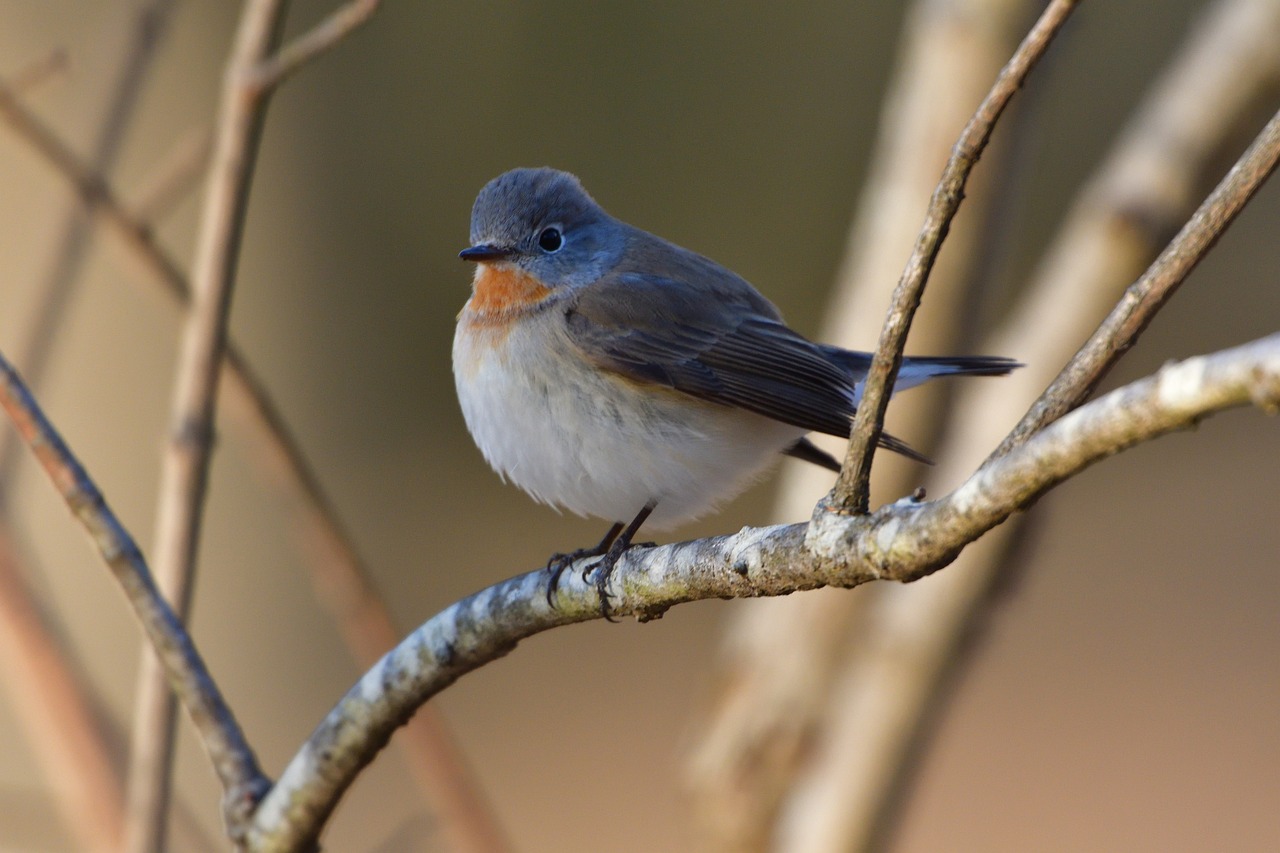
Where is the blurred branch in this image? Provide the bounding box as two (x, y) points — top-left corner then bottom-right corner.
(0, 4), (174, 851)
(0, 0), (175, 484)
(686, 0), (1037, 846)
(10, 48), (69, 94)
(127, 1), (319, 849)
(0, 521), (124, 853)
(834, 0), (1081, 512)
(0, 48), (508, 853)
(777, 3), (1280, 849)
(0, 349), (269, 840)
(131, 126), (212, 222)
(247, 0), (383, 92)
(249, 331), (1280, 852)
(997, 104), (1280, 455)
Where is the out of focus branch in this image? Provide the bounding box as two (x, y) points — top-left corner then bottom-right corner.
(10, 48), (68, 94)
(0, 4), (174, 851)
(776, 3), (1280, 849)
(247, 0), (383, 91)
(998, 107), (1280, 454)
(249, 332), (1280, 853)
(0, 60), (507, 853)
(0, 349), (269, 838)
(687, 1), (1037, 846)
(0, 521), (123, 853)
(131, 126), (212, 222)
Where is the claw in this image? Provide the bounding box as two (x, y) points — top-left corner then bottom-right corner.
(541, 504), (654, 619)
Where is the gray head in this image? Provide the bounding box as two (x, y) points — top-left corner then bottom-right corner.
(460, 168), (625, 288)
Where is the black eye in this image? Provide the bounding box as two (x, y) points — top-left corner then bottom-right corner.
(538, 227), (563, 253)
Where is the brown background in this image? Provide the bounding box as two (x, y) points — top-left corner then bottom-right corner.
(0, 2), (1277, 850)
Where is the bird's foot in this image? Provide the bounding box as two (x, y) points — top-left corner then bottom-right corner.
(545, 544), (609, 606)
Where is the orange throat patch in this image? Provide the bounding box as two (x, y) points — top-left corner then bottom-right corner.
(463, 263), (553, 321)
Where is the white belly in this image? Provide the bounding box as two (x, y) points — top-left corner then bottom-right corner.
(453, 310), (806, 529)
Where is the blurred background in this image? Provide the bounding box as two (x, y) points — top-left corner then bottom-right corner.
(0, 1), (1277, 851)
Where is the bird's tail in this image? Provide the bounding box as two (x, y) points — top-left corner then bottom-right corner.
(899, 354), (1022, 378)
(806, 351), (1021, 466)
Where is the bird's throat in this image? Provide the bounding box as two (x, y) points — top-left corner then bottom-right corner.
(464, 263), (554, 321)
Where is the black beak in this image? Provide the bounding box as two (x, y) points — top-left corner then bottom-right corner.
(459, 243), (515, 262)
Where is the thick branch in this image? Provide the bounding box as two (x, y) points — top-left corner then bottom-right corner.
(834, 0), (1080, 511)
(249, 333), (1280, 852)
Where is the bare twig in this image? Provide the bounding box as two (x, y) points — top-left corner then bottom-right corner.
(248, 333), (1280, 851)
(128, 2), (289, 849)
(687, 1), (1036, 845)
(996, 103), (1280, 455)
(247, 0), (383, 92)
(778, 4), (1280, 848)
(0, 0), (175, 488)
(833, 0), (1080, 512)
(0, 4), (173, 850)
(0, 349), (269, 838)
(1, 63), (507, 853)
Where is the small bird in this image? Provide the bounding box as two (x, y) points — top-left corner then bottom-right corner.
(453, 168), (1017, 613)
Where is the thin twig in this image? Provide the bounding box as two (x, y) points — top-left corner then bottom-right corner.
(0, 349), (269, 831)
(248, 332), (1280, 851)
(0, 65), (508, 853)
(994, 103), (1280, 455)
(832, 0), (1081, 513)
(130, 2), (289, 848)
(687, 1), (1036, 845)
(247, 0), (383, 92)
(0, 4), (173, 850)
(779, 4), (1280, 848)
(0, 0), (175, 491)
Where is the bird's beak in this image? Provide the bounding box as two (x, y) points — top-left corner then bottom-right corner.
(459, 243), (515, 262)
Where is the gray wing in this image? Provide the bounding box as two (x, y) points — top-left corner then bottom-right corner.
(562, 269), (926, 461)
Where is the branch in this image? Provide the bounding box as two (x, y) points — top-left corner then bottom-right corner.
(0, 4), (174, 849)
(0, 520), (123, 853)
(131, 1), (288, 847)
(131, 126), (212, 222)
(775, 4), (1280, 848)
(10, 48), (68, 93)
(0, 59), (506, 853)
(688, 1), (1037, 843)
(248, 333), (1280, 851)
(996, 103), (1280, 455)
(247, 0), (383, 92)
(0, 349), (269, 827)
(833, 0), (1080, 512)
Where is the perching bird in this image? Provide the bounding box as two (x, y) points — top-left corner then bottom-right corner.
(453, 168), (1018, 612)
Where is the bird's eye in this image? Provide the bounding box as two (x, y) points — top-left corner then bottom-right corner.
(537, 227), (563, 253)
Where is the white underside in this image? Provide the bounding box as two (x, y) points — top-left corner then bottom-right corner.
(454, 309), (806, 530)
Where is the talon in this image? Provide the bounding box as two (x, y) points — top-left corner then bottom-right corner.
(542, 521), (625, 609)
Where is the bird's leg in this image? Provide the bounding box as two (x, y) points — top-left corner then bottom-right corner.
(545, 521), (624, 605)
(589, 503), (655, 622)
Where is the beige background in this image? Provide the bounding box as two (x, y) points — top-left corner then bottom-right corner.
(0, 2), (1277, 850)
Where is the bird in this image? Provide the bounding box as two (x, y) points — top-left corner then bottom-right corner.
(453, 167), (1018, 615)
